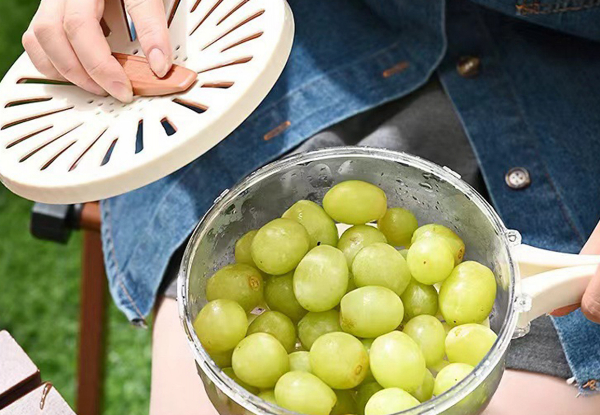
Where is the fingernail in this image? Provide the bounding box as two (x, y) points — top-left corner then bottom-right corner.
(110, 81), (133, 103)
(84, 79), (107, 96)
(148, 48), (170, 78)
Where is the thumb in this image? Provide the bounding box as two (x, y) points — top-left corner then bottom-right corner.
(580, 221), (600, 323)
(125, 0), (172, 78)
(582, 268), (600, 324)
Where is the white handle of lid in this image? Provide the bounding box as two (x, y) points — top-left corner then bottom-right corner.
(514, 245), (600, 330)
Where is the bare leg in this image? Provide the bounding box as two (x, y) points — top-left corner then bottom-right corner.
(150, 298), (600, 415)
(150, 297), (218, 415)
(486, 369), (600, 415)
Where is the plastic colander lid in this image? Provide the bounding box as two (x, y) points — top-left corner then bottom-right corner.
(0, 0), (294, 203)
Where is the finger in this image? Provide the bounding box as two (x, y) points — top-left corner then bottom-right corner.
(125, 0), (172, 77)
(63, 0), (133, 102)
(22, 27), (65, 80)
(582, 266), (600, 324)
(578, 221), (600, 322)
(32, 0), (106, 96)
(550, 304), (580, 317)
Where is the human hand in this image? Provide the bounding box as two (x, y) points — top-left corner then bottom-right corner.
(552, 221), (600, 323)
(22, 0), (172, 103)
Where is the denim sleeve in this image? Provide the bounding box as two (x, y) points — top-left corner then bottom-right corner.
(468, 0), (600, 41)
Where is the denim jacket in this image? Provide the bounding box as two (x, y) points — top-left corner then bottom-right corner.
(101, 0), (600, 392)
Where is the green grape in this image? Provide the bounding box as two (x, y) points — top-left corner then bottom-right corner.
(399, 249), (409, 259)
(365, 388), (420, 415)
(258, 389), (277, 405)
(338, 225), (387, 268)
(194, 299), (247, 352)
(346, 273), (357, 293)
(403, 315), (446, 368)
(275, 371), (337, 415)
(208, 349), (233, 368)
(433, 363), (474, 396)
(439, 261), (496, 326)
(435, 308), (445, 322)
(407, 238), (454, 285)
(232, 333), (289, 388)
(282, 200), (339, 248)
(235, 230), (258, 267)
(370, 331), (426, 393)
(222, 367), (260, 394)
(401, 279), (439, 321)
(331, 389), (357, 415)
(289, 351), (312, 373)
(411, 369), (434, 402)
(352, 243), (411, 296)
(323, 180), (388, 225)
(445, 324), (497, 366)
(206, 264), (264, 312)
(340, 286), (404, 339)
(247, 311), (297, 353)
(361, 336), (376, 354)
(297, 310), (342, 350)
(356, 382), (383, 415)
(247, 313), (259, 326)
(264, 272), (307, 322)
(251, 218), (310, 275)
(442, 322), (452, 335)
(412, 224), (465, 266)
(361, 338), (376, 382)
(310, 332), (369, 389)
(377, 208), (418, 247)
(480, 317), (491, 328)
(293, 245), (349, 312)
(429, 359), (449, 376)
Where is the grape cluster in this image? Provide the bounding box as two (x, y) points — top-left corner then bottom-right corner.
(193, 180), (498, 415)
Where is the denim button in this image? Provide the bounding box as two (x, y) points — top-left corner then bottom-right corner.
(505, 167), (531, 189)
(457, 56), (481, 78)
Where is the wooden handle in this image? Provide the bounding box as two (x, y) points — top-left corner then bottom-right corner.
(113, 53), (197, 96)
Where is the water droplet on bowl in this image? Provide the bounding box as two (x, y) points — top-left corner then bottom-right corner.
(419, 182), (433, 192)
(308, 164), (333, 188)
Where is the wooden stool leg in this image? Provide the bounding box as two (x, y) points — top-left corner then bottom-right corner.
(76, 230), (107, 415)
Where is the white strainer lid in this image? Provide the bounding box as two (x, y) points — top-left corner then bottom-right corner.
(0, 0), (294, 203)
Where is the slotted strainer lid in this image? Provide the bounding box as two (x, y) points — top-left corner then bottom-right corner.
(0, 0), (294, 204)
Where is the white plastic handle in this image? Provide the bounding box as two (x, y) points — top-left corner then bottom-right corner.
(514, 245), (600, 329)
(514, 244), (600, 278)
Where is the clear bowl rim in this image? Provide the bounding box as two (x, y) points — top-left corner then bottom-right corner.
(177, 146), (519, 415)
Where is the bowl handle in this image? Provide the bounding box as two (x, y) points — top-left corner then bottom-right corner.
(514, 244), (600, 278)
(515, 245), (599, 331)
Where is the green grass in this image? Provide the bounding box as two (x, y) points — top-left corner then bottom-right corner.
(0, 2), (152, 413)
